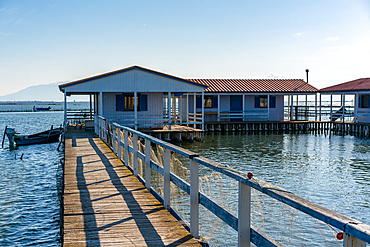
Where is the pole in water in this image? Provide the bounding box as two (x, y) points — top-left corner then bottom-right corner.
(20, 153), (24, 160)
(2, 126), (7, 148)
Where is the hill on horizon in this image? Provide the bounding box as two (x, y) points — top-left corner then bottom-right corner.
(0, 82), (89, 101)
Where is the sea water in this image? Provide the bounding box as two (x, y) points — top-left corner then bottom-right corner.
(0, 111), (64, 246)
(1, 107), (370, 246)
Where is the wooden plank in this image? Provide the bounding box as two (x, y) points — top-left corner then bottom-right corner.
(63, 128), (201, 246)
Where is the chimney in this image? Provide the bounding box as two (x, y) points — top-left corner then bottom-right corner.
(305, 69), (309, 83)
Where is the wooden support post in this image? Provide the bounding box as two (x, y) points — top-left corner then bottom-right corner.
(163, 148), (171, 210)
(238, 181), (251, 247)
(133, 134), (138, 176)
(112, 126), (116, 155)
(190, 159), (199, 239)
(117, 128), (121, 160)
(124, 130), (129, 167)
(145, 139), (151, 191)
(343, 233), (366, 247)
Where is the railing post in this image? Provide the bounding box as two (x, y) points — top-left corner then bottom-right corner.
(133, 134), (138, 176)
(145, 139), (151, 190)
(190, 159), (199, 239)
(163, 147), (171, 210)
(238, 181), (251, 247)
(343, 233), (366, 247)
(124, 130), (129, 168)
(112, 126), (116, 155)
(117, 128), (121, 160)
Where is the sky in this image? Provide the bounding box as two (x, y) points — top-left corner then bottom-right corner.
(0, 0), (370, 97)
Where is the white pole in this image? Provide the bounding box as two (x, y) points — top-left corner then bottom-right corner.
(242, 94), (245, 121)
(190, 159), (199, 239)
(343, 94), (345, 123)
(193, 93), (196, 128)
(343, 233), (366, 247)
(163, 148), (171, 210)
(315, 93), (318, 121)
(355, 93), (359, 123)
(330, 94), (333, 121)
(124, 130), (129, 168)
(99, 91), (103, 115)
(145, 139), (151, 191)
(133, 133), (138, 176)
(290, 95), (294, 121)
(218, 94), (221, 121)
(201, 91), (204, 130)
(134, 92), (138, 130)
(267, 95), (270, 121)
(117, 128), (121, 160)
(238, 182), (251, 247)
(186, 93), (189, 126)
(64, 91), (67, 128)
(168, 92), (172, 130)
(319, 94), (322, 121)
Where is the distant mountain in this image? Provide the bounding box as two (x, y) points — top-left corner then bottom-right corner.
(0, 82), (66, 101)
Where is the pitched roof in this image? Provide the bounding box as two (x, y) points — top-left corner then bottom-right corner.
(319, 78), (370, 92)
(59, 65), (208, 91)
(188, 79), (318, 93)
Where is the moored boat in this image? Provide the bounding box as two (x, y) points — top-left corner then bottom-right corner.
(2, 125), (63, 148)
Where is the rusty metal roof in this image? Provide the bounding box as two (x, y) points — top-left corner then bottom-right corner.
(188, 79), (318, 93)
(319, 78), (370, 92)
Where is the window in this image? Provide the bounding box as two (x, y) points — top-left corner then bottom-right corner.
(196, 95), (218, 108)
(124, 94), (135, 111)
(260, 96), (268, 108)
(116, 94), (147, 111)
(254, 96), (276, 108)
(360, 94), (369, 108)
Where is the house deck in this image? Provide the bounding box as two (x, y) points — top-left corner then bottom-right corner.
(63, 128), (201, 246)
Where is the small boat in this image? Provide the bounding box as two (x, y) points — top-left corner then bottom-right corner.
(33, 106), (51, 111)
(2, 125), (63, 148)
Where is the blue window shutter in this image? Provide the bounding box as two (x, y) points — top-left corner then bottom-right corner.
(116, 95), (124, 111)
(196, 96), (202, 108)
(212, 96), (218, 108)
(139, 94), (147, 111)
(255, 96), (260, 108)
(270, 96), (276, 108)
(359, 95), (363, 108)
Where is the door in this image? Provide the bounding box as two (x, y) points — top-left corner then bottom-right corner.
(230, 95), (243, 121)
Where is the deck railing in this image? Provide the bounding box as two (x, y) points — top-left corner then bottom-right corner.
(94, 115), (370, 246)
(218, 110), (269, 121)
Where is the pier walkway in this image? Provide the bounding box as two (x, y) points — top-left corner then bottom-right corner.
(63, 128), (201, 246)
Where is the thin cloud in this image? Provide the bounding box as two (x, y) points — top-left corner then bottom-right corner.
(325, 37), (340, 41)
(295, 32), (304, 37)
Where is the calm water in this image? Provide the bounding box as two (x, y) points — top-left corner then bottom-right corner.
(0, 111), (64, 246)
(1, 108), (369, 246)
(181, 132), (370, 225)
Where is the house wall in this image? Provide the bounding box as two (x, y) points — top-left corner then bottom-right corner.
(102, 92), (165, 127)
(191, 94), (285, 122)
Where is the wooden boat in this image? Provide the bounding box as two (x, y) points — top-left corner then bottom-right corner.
(33, 106), (51, 111)
(2, 125), (63, 148)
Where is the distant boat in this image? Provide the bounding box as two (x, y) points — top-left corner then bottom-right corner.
(2, 125), (63, 148)
(33, 106), (51, 111)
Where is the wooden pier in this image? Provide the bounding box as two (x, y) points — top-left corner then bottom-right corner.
(62, 128), (201, 246)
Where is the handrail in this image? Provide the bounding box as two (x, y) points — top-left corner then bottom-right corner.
(94, 115), (370, 246)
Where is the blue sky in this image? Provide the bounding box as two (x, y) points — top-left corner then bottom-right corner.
(1, 0), (369, 96)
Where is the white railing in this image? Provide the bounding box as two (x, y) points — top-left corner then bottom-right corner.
(218, 110), (269, 121)
(95, 115), (370, 247)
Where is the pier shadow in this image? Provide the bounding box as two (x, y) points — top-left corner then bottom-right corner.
(87, 137), (166, 246)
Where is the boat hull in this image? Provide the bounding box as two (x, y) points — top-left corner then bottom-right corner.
(14, 128), (63, 146)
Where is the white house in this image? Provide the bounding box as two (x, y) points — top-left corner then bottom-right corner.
(59, 66), (208, 130)
(319, 78), (370, 123)
(186, 78), (318, 122)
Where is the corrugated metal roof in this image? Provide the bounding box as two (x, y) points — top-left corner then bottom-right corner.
(59, 65), (208, 91)
(319, 78), (370, 92)
(188, 79), (318, 93)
